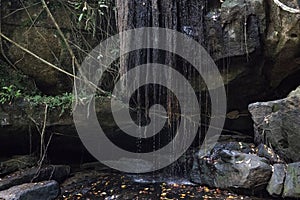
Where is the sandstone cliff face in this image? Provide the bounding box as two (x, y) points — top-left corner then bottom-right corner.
(1, 0), (299, 97)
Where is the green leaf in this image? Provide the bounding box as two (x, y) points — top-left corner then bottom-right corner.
(78, 13), (84, 22)
(99, 4), (108, 8)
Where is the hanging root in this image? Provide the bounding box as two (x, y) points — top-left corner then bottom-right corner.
(273, 0), (300, 14)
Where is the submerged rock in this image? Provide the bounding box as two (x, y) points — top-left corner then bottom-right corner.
(249, 85), (300, 162)
(0, 180), (59, 200)
(190, 144), (272, 191)
(267, 164), (286, 196)
(283, 162), (300, 198)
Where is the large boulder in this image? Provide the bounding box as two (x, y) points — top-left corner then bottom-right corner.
(249, 85), (300, 162)
(190, 142), (272, 191)
(0, 180), (59, 200)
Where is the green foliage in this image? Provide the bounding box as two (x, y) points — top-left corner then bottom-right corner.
(71, 0), (114, 36)
(76, 0), (109, 22)
(0, 61), (74, 113)
(26, 93), (74, 115)
(0, 60), (36, 97)
(0, 84), (74, 116)
(0, 85), (22, 104)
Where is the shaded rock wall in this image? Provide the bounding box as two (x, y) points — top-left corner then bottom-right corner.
(264, 0), (300, 88)
(1, 0), (116, 95)
(0, 0), (299, 97)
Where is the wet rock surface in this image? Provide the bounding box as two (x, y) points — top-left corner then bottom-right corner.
(0, 180), (59, 200)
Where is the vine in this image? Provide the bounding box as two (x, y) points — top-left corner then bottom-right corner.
(273, 0), (300, 13)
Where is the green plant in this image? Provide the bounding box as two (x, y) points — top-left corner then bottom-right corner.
(0, 85), (22, 104)
(71, 0), (112, 37)
(26, 92), (74, 116)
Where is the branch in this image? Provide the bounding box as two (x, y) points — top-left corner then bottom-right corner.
(39, 104), (48, 162)
(41, 0), (80, 68)
(40, 0), (81, 107)
(273, 0), (300, 14)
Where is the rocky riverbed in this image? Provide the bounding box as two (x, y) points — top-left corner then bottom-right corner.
(0, 141), (293, 200)
(0, 160), (272, 200)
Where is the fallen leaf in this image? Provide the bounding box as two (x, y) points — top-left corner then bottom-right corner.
(121, 185), (126, 189)
(161, 192), (167, 197)
(204, 187), (210, 193)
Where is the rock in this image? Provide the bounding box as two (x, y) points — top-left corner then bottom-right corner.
(264, 0), (300, 87)
(203, 0), (266, 60)
(218, 0), (265, 59)
(60, 170), (103, 197)
(0, 180), (59, 200)
(249, 85), (300, 162)
(267, 164), (286, 196)
(0, 97), (117, 161)
(256, 144), (283, 164)
(190, 146), (272, 190)
(0, 1), (99, 94)
(0, 155), (37, 177)
(283, 162), (300, 198)
(0, 165), (70, 191)
(196, 142), (255, 159)
(7, 27), (72, 95)
(80, 162), (110, 171)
